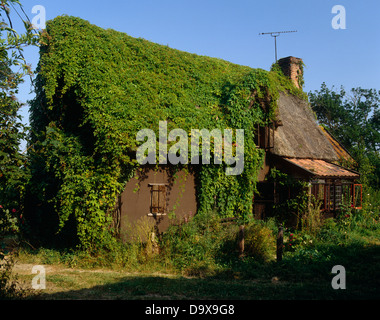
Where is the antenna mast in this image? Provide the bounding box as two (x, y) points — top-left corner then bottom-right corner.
(259, 30), (297, 63)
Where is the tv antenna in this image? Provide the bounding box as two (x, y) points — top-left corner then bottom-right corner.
(259, 30), (297, 63)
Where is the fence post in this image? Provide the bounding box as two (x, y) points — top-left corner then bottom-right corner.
(277, 224), (284, 262)
(238, 225), (245, 258)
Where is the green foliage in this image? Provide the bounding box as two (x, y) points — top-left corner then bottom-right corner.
(0, 0), (38, 212)
(0, 0), (40, 299)
(269, 168), (309, 226)
(0, 251), (33, 300)
(296, 60), (305, 89)
(28, 16), (305, 248)
(160, 211), (276, 275)
(15, 208), (379, 298)
(160, 211), (230, 275)
(243, 219), (276, 261)
(308, 83), (380, 188)
(285, 230), (314, 253)
(299, 196), (324, 235)
(0, 205), (22, 235)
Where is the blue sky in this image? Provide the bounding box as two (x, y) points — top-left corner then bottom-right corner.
(12, 0), (380, 143)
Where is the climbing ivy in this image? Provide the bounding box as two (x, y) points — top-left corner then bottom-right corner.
(28, 16), (305, 248)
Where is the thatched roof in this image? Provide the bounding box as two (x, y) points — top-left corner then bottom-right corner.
(319, 125), (356, 164)
(271, 92), (339, 161)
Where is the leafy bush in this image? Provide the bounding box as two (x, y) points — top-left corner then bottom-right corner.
(0, 206), (21, 236)
(0, 253), (31, 300)
(160, 211), (227, 275)
(285, 231), (314, 252)
(159, 212), (277, 275)
(243, 220), (276, 261)
(0, 1), (35, 239)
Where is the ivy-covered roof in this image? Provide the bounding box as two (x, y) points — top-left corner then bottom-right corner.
(33, 16), (253, 141)
(32, 15), (302, 147)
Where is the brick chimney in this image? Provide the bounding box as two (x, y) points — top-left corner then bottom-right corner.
(277, 56), (303, 89)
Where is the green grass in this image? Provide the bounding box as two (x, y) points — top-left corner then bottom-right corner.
(13, 241), (380, 299)
(13, 250), (379, 300)
(7, 208), (380, 300)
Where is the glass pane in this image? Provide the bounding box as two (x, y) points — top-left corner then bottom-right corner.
(335, 185), (342, 209)
(342, 185), (351, 208)
(354, 184), (362, 209)
(329, 185), (335, 210)
(324, 184), (330, 211)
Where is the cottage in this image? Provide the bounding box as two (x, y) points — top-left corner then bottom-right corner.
(28, 16), (360, 245)
(254, 57), (361, 220)
(118, 57), (361, 237)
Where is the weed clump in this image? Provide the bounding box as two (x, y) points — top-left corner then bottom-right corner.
(159, 212), (277, 276)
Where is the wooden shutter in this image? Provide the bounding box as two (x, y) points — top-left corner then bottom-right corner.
(150, 184), (167, 214)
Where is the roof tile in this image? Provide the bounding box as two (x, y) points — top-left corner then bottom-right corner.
(284, 158), (359, 178)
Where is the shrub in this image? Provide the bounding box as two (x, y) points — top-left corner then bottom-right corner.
(160, 212), (277, 275)
(243, 220), (276, 262)
(0, 253), (31, 300)
(160, 211), (225, 274)
(0, 206), (22, 236)
(285, 231), (314, 252)
(299, 197), (324, 235)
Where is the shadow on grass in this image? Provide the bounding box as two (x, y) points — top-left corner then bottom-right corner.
(33, 244), (380, 300)
(34, 274), (340, 300)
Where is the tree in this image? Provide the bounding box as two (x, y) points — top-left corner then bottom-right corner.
(0, 0), (39, 220)
(308, 83), (380, 188)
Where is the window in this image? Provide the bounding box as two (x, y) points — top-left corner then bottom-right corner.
(353, 184), (362, 210)
(324, 184), (334, 211)
(311, 182), (325, 202)
(342, 184), (352, 207)
(148, 183), (167, 216)
(255, 123), (274, 150)
(324, 184), (346, 212)
(311, 181), (362, 212)
(311, 180), (363, 212)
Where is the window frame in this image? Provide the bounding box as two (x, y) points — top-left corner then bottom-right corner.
(352, 184), (363, 210)
(147, 183), (168, 216)
(311, 181), (362, 212)
(255, 122), (275, 150)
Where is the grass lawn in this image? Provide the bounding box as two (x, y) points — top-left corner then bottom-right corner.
(12, 243), (380, 300)
(9, 263), (353, 300)
(4, 210), (380, 300)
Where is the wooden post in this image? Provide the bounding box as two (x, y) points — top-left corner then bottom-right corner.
(238, 225), (245, 258)
(277, 224), (283, 262)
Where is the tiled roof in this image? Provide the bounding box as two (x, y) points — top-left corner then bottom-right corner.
(283, 158), (359, 178)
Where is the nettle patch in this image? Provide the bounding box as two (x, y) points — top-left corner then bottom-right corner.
(29, 16), (305, 248)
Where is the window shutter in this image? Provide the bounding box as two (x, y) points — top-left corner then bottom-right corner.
(149, 184), (167, 214)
